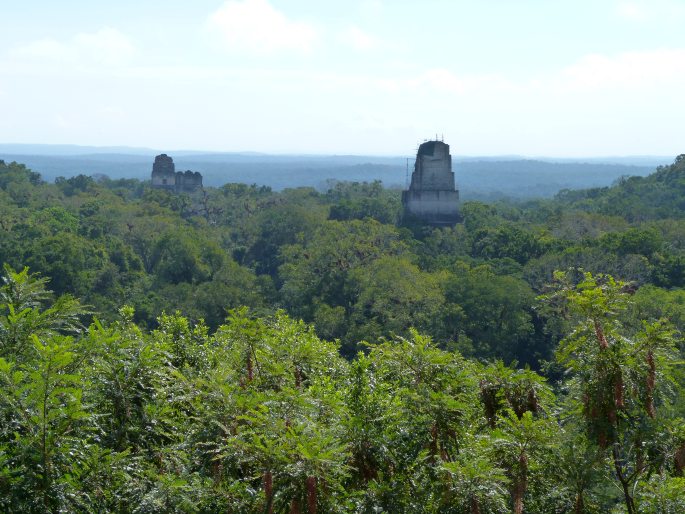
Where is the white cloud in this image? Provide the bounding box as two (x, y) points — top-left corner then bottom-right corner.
(10, 28), (135, 68)
(370, 68), (513, 96)
(615, 0), (685, 22)
(339, 26), (379, 51)
(616, 2), (647, 21)
(207, 0), (319, 55)
(560, 48), (685, 90)
(53, 114), (75, 130)
(359, 0), (383, 18)
(415, 69), (471, 93)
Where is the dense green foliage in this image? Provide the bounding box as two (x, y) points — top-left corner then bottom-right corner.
(3, 156), (685, 363)
(2, 156), (685, 511)
(1, 265), (684, 512)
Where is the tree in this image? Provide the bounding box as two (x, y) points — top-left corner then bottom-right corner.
(0, 265), (86, 364)
(326, 180), (401, 225)
(545, 271), (681, 513)
(345, 256), (445, 349)
(0, 266), (95, 512)
(279, 219), (409, 326)
(491, 410), (555, 514)
(442, 263), (536, 363)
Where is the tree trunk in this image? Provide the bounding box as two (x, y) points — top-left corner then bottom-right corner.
(264, 470), (273, 514)
(306, 476), (317, 514)
(513, 453), (528, 514)
(430, 422), (439, 458)
(247, 353), (254, 382)
(594, 320), (609, 349)
(513, 486), (524, 514)
(612, 446), (636, 514)
(574, 491), (585, 514)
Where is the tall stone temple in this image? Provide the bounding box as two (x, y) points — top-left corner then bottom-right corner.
(402, 140), (460, 226)
(150, 154), (203, 193)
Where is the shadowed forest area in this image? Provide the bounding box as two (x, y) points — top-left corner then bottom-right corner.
(1, 156), (685, 512)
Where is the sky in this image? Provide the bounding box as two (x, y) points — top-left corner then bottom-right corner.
(1, 0), (684, 157)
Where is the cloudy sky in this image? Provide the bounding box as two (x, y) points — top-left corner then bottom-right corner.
(1, 0), (684, 156)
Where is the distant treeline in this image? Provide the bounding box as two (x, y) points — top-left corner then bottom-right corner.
(0, 150), (666, 199)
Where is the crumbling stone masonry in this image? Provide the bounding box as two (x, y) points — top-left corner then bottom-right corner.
(402, 140), (460, 225)
(151, 154), (203, 193)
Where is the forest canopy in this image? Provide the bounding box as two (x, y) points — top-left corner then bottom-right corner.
(2, 156), (685, 362)
(1, 156), (685, 512)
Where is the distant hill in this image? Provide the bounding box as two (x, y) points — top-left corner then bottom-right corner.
(0, 144), (160, 156)
(0, 144), (674, 199)
(555, 154), (685, 220)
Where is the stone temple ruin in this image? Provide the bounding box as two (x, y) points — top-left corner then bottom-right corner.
(402, 140), (460, 226)
(150, 154), (203, 193)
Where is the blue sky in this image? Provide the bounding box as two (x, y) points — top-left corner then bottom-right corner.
(1, 0), (684, 156)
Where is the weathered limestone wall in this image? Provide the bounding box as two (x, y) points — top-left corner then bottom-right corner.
(150, 154), (203, 193)
(151, 154), (176, 190)
(175, 170), (203, 193)
(402, 190), (460, 225)
(403, 140), (460, 226)
(410, 141), (454, 191)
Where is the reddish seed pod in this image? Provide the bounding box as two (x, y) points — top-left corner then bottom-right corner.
(675, 443), (685, 475)
(645, 350), (656, 419)
(614, 373), (624, 409)
(290, 499), (301, 514)
(598, 430), (608, 449)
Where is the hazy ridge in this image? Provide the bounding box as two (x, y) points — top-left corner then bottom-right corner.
(0, 144), (671, 199)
